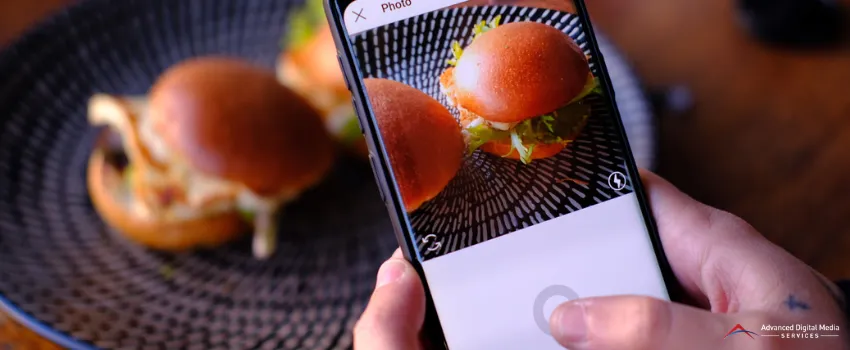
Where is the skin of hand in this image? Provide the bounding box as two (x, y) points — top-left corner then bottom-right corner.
(353, 170), (850, 349)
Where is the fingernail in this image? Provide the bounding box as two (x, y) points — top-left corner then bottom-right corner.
(551, 301), (588, 344)
(376, 259), (407, 288)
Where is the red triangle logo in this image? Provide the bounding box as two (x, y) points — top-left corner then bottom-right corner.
(724, 324), (757, 339)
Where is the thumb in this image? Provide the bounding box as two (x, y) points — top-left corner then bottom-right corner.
(354, 251), (426, 350)
(549, 296), (780, 350)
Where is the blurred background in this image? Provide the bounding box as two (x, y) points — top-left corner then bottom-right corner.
(2, 0), (849, 347)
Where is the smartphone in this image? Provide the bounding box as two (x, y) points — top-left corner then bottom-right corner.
(324, 1), (679, 348)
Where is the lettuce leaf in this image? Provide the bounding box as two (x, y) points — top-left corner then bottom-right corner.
(284, 0), (326, 50)
(123, 164), (135, 189)
(466, 101), (593, 164)
(338, 112), (364, 146)
(447, 15), (502, 66)
(570, 77), (604, 104)
(467, 123), (510, 152)
(510, 131), (534, 164)
(239, 208), (255, 223)
(447, 42), (464, 67)
(159, 265), (174, 280)
(473, 15), (502, 39)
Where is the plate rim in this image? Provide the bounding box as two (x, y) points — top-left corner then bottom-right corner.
(0, 0), (103, 345)
(0, 0), (106, 345)
(0, 294), (95, 349)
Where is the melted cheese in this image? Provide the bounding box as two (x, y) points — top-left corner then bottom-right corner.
(488, 120), (517, 131)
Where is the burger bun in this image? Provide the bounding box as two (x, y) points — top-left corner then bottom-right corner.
(453, 22), (590, 123)
(149, 57), (334, 196)
(364, 78), (464, 212)
(87, 145), (247, 251)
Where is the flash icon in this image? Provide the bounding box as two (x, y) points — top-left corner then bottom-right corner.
(608, 172), (627, 191)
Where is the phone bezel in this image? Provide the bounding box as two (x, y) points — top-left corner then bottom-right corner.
(323, 0), (685, 347)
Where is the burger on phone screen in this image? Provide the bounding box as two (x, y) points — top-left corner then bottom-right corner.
(440, 18), (602, 164)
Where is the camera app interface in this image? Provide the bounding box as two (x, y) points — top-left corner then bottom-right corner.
(341, 0), (669, 348)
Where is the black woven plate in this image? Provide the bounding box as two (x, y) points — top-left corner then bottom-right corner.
(0, 1), (654, 349)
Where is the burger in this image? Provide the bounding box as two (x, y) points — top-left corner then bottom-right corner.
(439, 17), (603, 164)
(87, 57), (335, 259)
(277, 0), (367, 158)
(363, 78), (465, 212)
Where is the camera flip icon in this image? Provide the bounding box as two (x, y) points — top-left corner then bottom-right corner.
(422, 234), (442, 253)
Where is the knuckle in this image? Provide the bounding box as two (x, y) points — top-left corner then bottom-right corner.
(635, 297), (670, 333)
(705, 207), (761, 238)
(602, 297), (669, 349)
(723, 212), (756, 234)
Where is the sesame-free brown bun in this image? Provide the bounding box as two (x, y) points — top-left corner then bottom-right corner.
(87, 143), (247, 251)
(453, 22), (590, 123)
(149, 57), (335, 196)
(364, 78), (464, 212)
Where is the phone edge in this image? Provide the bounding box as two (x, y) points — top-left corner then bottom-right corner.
(323, 0), (451, 348)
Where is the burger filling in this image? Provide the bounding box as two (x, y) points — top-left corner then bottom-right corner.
(283, 0), (326, 52)
(328, 105), (365, 147)
(280, 0), (363, 149)
(280, 56), (361, 148)
(279, 56), (360, 143)
(88, 94), (292, 258)
(441, 16), (603, 164)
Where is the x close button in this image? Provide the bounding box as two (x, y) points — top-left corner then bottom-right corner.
(352, 8), (366, 22)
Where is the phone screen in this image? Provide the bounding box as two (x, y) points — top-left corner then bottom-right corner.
(330, 0), (671, 348)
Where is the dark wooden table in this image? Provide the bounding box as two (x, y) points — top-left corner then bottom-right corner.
(3, 0), (850, 346)
(586, 0), (850, 280)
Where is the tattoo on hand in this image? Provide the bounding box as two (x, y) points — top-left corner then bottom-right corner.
(785, 295), (811, 311)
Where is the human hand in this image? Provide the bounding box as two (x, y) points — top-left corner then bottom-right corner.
(354, 170), (850, 349)
(353, 249), (427, 350)
(548, 170), (849, 349)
